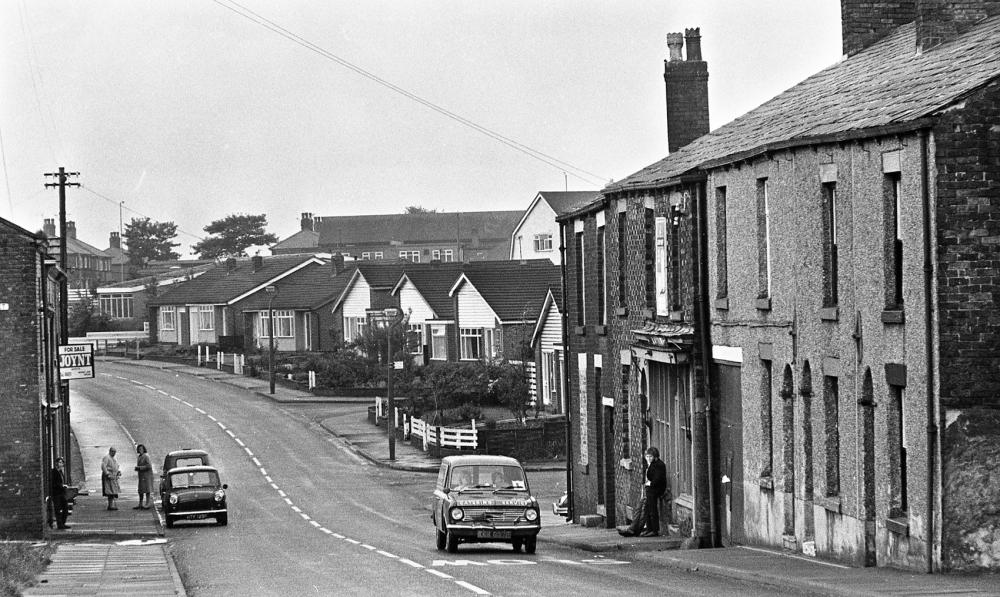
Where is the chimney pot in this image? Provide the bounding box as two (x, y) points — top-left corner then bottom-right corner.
(226, 257), (237, 273)
(666, 32), (684, 61)
(43, 219), (56, 237)
(252, 254), (264, 272)
(65, 221), (77, 240)
(331, 253), (345, 276)
(109, 232), (121, 250)
(684, 27), (703, 61)
(301, 212), (314, 232)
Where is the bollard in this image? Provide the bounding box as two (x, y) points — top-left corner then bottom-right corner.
(197, 346), (202, 366)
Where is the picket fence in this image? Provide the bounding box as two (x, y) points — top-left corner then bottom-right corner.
(376, 398), (478, 451)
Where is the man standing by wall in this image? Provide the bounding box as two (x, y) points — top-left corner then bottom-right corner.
(619, 446), (669, 537)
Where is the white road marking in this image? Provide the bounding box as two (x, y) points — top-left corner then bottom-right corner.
(181, 401), (193, 407)
(158, 390), (169, 395)
(398, 558), (423, 569)
(344, 538), (360, 545)
(454, 581), (490, 595)
(260, 468), (267, 476)
(309, 520), (321, 528)
(361, 544), (376, 550)
(271, 484), (280, 491)
(225, 430), (235, 438)
(299, 512), (310, 520)
(251, 457), (261, 466)
(376, 550), (397, 558)
(216, 422), (226, 430)
(172, 396), (181, 401)
(207, 415), (217, 421)
(426, 570), (452, 579)
(264, 475), (273, 483)
(194, 407), (205, 414)
(291, 505), (301, 513)
(332, 533), (344, 539)
(321, 528), (333, 535)
(234, 438), (245, 447)
(284, 498), (293, 505)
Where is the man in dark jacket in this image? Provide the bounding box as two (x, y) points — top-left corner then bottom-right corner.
(50, 457), (70, 529)
(619, 447), (668, 537)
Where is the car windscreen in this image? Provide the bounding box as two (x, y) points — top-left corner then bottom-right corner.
(450, 465), (527, 491)
(169, 471), (219, 488)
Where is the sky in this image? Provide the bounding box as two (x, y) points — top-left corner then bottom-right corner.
(0, 1), (843, 258)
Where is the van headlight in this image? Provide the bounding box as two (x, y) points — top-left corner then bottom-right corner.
(525, 508), (539, 522)
(214, 489), (226, 502)
(450, 507), (464, 521)
(169, 493), (178, 505)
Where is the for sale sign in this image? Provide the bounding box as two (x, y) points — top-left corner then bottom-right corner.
(59, 344), (94, 380)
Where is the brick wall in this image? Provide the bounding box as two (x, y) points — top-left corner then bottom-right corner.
(0, 222), (46, 536)
(841, 1), (916, 56)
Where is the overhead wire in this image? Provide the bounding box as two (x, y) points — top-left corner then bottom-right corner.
(17, 0), (61, 164)
(80, 185), (207, 243)
(212, 0), (609, 188)
(0, 125), (13, 217)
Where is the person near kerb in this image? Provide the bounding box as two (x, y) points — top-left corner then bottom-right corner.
(49, 457), (71, 529)
(101, 446), (122, 510)
(619, 446), (669, 537)
(134, 444), (154, 509)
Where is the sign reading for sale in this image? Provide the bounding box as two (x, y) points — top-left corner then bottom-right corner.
(59, 344), (95, 380)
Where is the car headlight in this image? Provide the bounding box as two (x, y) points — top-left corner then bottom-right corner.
(525, 508), (539, 522)
(449, 507), (464, 521)
(214, 489), (226, 502)
(169, 493), (178, 505)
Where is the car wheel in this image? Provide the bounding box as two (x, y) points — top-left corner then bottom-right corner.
(512, 538), (523, 552)
(436, 528), (446, 551)
(216, 514), (228, 526)
(525, 536), (537, 554)
(446, 528), (459, 553)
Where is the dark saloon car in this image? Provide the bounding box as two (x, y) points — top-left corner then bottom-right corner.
(162, 465), (228, 527)
(159, 449), (211, 500)
(432, 455), (541, 553)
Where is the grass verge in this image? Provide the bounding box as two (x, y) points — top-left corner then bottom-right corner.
(0, 541), (55, 597)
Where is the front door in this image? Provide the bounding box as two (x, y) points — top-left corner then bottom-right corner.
(714, 362), (744, 545)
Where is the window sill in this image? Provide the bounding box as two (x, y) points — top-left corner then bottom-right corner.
(669, 310), (684, 322)
(758, 476), (774, 491)
(886, 516), (909, 536)
(820, 307), (839, 321)
(574, 326), (586, 336)
(714, 297), (729, 311)
(755, 297), (772, 312)
(615, 307), (628, 317)
(594, 325), (607, 336)
(881, 309), (905, 324)
(816, 495), (841, 514)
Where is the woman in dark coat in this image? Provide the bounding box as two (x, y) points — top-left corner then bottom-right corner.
(134, 444), (154, 509)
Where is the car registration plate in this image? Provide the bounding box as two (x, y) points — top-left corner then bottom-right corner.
(189, 514), (207, 520)
(477, 530), (511, 539)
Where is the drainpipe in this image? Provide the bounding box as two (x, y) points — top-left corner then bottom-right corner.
(560, 221), (574, 520)
(920, 128), (937, 574)
(693, 181), (718, 547)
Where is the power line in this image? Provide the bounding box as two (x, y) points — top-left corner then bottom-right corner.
(212, 0), (608, 187)
(0, 125), (12, 217)
(79, 185), (207, 243)
(17, 0), (61, 163)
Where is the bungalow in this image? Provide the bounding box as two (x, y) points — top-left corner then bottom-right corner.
(390, 262), (466, 362)
(95, 263), (213, 327)
(147, 254), (329, 351)
(329, 262), (406, 345)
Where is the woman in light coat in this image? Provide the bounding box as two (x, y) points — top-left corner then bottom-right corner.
(101, 447), (121, 510)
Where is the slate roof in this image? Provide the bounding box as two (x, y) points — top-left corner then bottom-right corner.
(356, 262), (408, 288)
(148, 254), (324, 306)
(270, 229), (320, 252)
(97, 263), (214, 292)
(392, 262), (467, 319)
(312, 211), (522, 246)
(608, 16), (1000, 192)
(456, 260), (562, 322)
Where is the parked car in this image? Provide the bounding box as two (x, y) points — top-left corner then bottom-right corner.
(159, 449), (211, 501)
(161, 465), (228, 528)
(431, 455), (541, 554)
(553, 491), (569, 517)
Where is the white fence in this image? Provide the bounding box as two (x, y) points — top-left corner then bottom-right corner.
(377, 397), (478, 451)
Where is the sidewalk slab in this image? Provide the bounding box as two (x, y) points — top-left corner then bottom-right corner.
(24, 542), (185, 597)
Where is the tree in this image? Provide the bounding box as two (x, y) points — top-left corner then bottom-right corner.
(191, 213), (278, 259)
(404, 206), (437, 214)
(68, 297), (110, 336)
(123, 218), (179, 266)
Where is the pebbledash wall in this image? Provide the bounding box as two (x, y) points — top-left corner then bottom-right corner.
(0, 221), (48, 536)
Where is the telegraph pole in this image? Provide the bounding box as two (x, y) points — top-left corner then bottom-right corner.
(44, 167), (80, 480)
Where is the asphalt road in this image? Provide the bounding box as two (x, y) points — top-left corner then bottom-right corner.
(74, 361), (810, 597)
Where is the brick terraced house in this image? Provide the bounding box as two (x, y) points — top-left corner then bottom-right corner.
(562, 1), (1000, 573)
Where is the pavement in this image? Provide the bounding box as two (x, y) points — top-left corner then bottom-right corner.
(24, 355), (1000, 597)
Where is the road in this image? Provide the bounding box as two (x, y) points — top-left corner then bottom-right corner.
(74, 361), (809, 596)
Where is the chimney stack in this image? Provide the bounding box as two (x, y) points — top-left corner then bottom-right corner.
(226, 257), (237, 274)
(65, 221), (77, 239)
(664, 27), (710, 154)
(331, 253), (345, 276)
(840, 1), (916, 56)
(109, 231), (121, 250)
(252, 254), (264, 272)
(43, 219), (56, 237)
(301, 212), (314, 232)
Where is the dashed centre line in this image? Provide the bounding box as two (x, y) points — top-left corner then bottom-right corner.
(127, 375), (490, 596)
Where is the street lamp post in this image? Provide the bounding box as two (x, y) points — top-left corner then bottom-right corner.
(265, 285), (277, 394)
(383, 308), (400, 461)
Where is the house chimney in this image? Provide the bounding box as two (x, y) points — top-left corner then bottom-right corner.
(109, 231), (121, 250)
(226, 257), (237, 274)
(65, 221), (77, 239)
(331, 253), (345, 276)
(664, 27), (710, 154)
(301, 212), (314, 232)
(43, 218), (56, 237)
(252, 254), (264, 272)
(841, 1), (916, 56)
(916, 0), (1000, 52)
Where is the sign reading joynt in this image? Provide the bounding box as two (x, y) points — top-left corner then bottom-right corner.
(58, 344), (95, 380)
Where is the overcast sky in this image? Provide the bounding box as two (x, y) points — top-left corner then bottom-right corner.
(0, 1), (842, 257)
